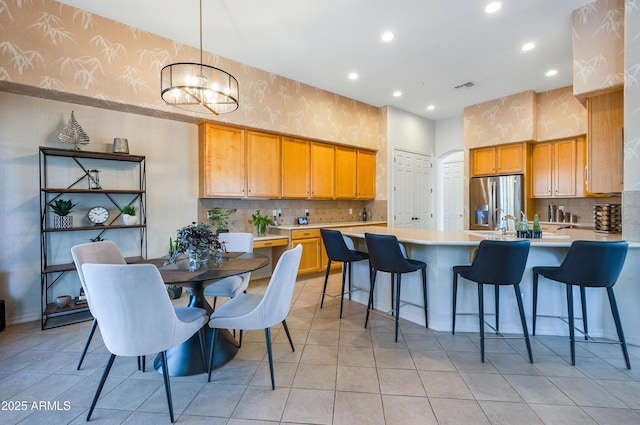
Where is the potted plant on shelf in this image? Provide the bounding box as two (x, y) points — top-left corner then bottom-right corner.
(166, 222), (226, 271)
(249, 209), (274, 236)
(207, 207), (237, 234)
(50, 198), (77, 229)
(121, 204), (138, 225)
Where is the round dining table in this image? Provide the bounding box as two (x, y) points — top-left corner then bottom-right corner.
(147, 252), (270, 376)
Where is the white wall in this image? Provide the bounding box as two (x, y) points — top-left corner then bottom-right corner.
(386, 106), (436, 155)
(435, 115), (464, 157)
(0, 92), (198, 324)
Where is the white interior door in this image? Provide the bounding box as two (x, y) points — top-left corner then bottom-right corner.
(442, 159), (464, 231)
(393, 149), (433, 229)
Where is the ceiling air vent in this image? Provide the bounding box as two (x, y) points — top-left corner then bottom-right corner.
(453, 81), (476, 90)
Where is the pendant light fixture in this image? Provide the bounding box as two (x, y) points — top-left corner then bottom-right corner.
(161, 0), (239, 115)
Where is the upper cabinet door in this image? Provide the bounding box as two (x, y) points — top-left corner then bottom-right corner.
(335, 146), (356, 199)
(471, 147), (496, 176)
(356, 149), (376, 199)
(496, 143), (525, 174)
(554, 139), (577, 197)
(199, 123), (245, 198)
(281, 137), (310, 198)
(310, 142), (335, 199)
(246, 131), (281, 198)
(586, 90), (623, 194)
(531, 142), (553, 197)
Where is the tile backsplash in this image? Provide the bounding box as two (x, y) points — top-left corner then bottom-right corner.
(530, 196), (621, 226)
(198, 199), (387, 233)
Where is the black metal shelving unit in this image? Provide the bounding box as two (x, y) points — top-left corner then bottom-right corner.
(39, 146), (147, 329)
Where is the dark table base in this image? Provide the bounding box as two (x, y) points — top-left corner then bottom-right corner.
(154, 326), (238, 376)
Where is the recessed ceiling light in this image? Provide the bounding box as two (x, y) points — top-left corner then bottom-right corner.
(393, 91), (402, 97)
(520, 42), (535, 51)
(485, 2), (502, 14)
(545, 69), (558, 77)
(427, 105), (435, 111)
(348, 72), (359, 80)
(381, 32), (395, 42)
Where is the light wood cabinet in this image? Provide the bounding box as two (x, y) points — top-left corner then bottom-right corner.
(199, 123), (245, 197)
(586, 90), (623, 194)
(291, 229), (321, 273)
(471, 143), (525, 176)
(356, 149), (376, 199)
(531, 137), (585, 198)
(310, 142), (335, 199)
(335, 146), (357, 199)
(281, 137), (310, 198)
(471, 147), (496, 175)
(246, 131), (281, 198)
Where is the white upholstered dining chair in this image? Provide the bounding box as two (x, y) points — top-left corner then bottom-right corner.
(81, 263), (207, 423)
(71, 241), (126, 370)
(203, 232), (254, 310)
(207, 244), (302, 389)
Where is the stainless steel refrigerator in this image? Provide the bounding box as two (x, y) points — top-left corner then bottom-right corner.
(469, 175), (524, 230)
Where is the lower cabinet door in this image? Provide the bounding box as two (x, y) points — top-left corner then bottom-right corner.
(292, 238), (321, 273)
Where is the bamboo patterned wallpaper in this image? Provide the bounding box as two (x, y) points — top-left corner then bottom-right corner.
(463, 90), (536, 148)
(0, 0), (385, 152)
(572, 0), (625, 96)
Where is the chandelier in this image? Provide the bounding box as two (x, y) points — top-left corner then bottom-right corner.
(160, 0), (239, 115)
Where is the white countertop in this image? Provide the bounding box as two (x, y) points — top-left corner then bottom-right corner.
(338, 226), (636, 248)
(270, 220), (386, 231)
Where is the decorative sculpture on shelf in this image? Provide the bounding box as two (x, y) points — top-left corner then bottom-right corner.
(58, 111), (90, 150)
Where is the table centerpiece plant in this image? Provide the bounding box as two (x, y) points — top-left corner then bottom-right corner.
(165, 222), (226, 271)
(248, 209), (274, 236)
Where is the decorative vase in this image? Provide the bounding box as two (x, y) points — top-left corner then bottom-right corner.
(256, 223), (267, 236)
(188, 248), (209, 271)
(53, 215), (73, 229)
(122, 214), (138, 226)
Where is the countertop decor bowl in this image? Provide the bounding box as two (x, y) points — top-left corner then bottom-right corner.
(56, 295), (72, 308)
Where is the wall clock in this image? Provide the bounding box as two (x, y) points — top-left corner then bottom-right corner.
(87, 206), (109, 226)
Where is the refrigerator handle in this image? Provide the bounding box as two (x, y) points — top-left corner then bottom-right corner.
(489, 179), (496, 230)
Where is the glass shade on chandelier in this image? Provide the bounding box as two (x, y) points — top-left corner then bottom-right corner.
(161, 63), (239, 115)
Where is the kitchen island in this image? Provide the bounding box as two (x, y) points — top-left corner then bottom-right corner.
(338, 227), (640, 345)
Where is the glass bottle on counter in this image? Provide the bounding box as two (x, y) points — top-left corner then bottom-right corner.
(533, 214), (542, 238)
(362, 208), (367, 222)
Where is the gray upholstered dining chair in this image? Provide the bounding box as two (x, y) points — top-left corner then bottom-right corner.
(203, 232), (254, 310)
(81, 263), (207, 423)
(71, 241), (127, 370)
(207, 244), (303, 389)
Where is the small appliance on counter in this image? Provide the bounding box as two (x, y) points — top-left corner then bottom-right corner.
(594, 204), (621, 233)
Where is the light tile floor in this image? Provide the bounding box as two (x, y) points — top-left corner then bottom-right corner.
(1, 272), (639, 424)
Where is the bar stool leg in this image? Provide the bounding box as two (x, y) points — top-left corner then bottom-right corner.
(580, 286), (588, 340)
(566, 284), (576, 366)
(494, 284), (500, 334)
(422, 268), (428, 328)
(348, 262), (353, 300)
(607, 287), (631, 369)
(320, 259), (332, 309)
(452, 272), (459, 335)
(390, 273), (395, 317)
(395, 274), (402, 343)
(340, 262), (348, 318)
(365, 269), (376, 329)
(532, 272), (539, 336)
(514, 283), (533, 363)
(478, 283), (485, 362)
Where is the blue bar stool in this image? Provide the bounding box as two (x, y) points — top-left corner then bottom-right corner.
(364, 233), (428, 343)
(320, 229), (370, 318)
(452, 240), (532, 363)
(532, 240), (630, 368)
